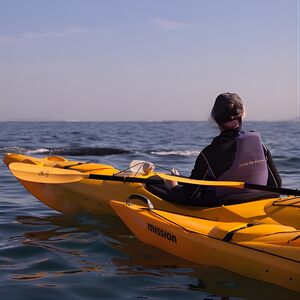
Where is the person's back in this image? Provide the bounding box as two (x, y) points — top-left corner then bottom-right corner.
(165, 92), (281, 205)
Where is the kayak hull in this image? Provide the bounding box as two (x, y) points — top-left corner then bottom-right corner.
(3, 153), (300, 228)
(110, 200), (300, 292)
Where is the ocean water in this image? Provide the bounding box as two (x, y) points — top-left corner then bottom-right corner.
(0, 121), (299, 300)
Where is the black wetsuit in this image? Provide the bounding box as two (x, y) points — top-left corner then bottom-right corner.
(149, 128), (281, 207)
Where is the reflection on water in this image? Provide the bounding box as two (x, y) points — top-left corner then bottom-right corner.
(5, 213), (298, 300)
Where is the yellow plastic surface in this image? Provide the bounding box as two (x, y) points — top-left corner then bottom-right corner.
(110, 200), (300, 292)
(3, 153), (298, 229)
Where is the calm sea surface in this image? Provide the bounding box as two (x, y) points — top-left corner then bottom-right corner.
(0, 121), (299, 300)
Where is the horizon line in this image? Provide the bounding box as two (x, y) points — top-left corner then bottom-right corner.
(0, 118), (299, 123)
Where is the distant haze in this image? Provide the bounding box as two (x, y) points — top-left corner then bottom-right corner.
(0, 0), (299, 121)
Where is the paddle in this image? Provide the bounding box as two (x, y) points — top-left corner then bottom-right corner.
(9, 162), (300, 196)
(9, 162), (244, 187)
(8, 162), (161, 185)
(157, 173), (300, 196)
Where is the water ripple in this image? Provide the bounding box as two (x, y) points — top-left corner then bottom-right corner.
(0, 121), (299, 299)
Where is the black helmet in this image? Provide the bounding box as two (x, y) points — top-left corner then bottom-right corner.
(211, 93), (244, 125)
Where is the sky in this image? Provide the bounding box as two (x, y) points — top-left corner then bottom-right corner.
(0, 0), (299, 121)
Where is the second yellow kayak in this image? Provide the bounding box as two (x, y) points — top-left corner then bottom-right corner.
(110, 196), (300, 292)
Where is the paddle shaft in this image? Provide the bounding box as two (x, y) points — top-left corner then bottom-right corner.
(88, 174), (163, 185)
(88, 174), (300, 196)
(89, 174), (300, 196)
(244, 183), (300, 196)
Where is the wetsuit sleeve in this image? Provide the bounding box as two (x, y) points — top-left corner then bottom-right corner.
(263, 145), (282, 187)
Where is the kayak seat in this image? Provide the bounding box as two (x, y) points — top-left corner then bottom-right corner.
(145, 176), (279, 207)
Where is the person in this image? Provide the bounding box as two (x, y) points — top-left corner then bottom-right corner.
(163, 92), (282, 206)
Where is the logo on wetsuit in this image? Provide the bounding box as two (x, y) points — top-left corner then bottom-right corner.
(239, 159), (265, 168)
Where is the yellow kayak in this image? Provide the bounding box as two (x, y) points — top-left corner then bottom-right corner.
(110, 196), (300, 292)
(3, 153), (300, 229)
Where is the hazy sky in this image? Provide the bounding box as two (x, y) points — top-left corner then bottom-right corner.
(0, 0), (299, 121)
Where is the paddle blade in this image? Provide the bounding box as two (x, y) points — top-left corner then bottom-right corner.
(157, 173), (245, 188)
(9, 162), (85, 184)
